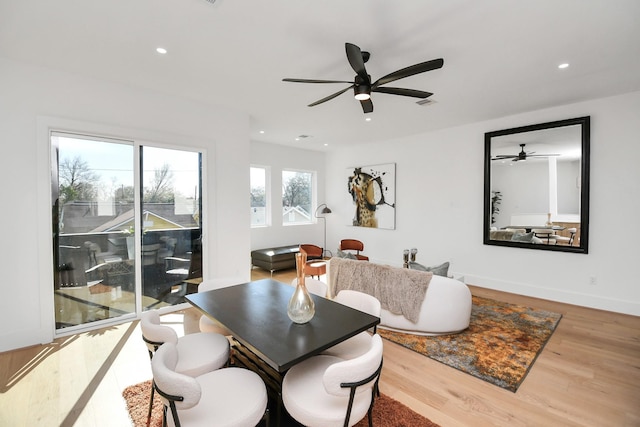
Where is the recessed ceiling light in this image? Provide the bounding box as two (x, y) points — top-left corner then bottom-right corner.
(558, 63), (569, 69)
(324, 143), (329, 146)
(295, 138), (300, 141)
(365, 117), (372, 122)
(156, 47), (167, 54)
(259, 130), (265, 134)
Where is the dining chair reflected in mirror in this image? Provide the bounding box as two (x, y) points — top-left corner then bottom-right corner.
(532, 229), (557, 245)
(554, 227), (577, 246)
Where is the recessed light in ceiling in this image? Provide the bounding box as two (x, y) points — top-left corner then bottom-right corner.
(156, 47), (167, 55)
(259, 130), (265, 134)
(365, 117), (372, 122)
(558, 63), (569, 69)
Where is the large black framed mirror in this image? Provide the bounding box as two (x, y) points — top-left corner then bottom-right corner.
(483, 116), (590, 253)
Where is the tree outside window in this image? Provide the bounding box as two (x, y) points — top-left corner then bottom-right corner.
(282, 170), (313, 225)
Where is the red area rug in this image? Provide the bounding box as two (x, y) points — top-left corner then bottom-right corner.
(123, 379), (440, 427)
(379, 295), (562, 392)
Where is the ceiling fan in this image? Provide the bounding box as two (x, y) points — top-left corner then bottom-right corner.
(492, 143), (560, 162)
(282, 42), (444, 114)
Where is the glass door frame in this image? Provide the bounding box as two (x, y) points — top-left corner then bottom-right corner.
(49, 128), (205, 338)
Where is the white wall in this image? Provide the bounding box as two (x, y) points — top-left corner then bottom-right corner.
(250, 141), (327, 251)
(325, 91), (640, 316)
(0, 58), (251, 352)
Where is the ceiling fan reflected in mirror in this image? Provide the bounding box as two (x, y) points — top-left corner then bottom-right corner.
(282, 42), (444, 114)
(492, 143), (560, 162)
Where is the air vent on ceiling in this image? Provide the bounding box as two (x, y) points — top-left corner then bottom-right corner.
(297, 134), (311, 139)
(416, 98), (436, 106)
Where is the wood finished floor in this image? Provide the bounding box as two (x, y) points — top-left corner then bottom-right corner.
(1, 268), (638, 426)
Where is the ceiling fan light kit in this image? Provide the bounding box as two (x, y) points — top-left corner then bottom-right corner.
(283, 42), (443, 114)
(354, 84), (371, 100)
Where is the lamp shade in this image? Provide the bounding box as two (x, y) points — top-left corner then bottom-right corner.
(315, 204), (331, 217)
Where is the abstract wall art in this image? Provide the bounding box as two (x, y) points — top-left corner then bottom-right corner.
(346, 163), (396, 229)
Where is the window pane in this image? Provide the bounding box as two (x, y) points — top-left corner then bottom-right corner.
(141, 147), (202, 307)
(250, 166), (267, 226)
(282, 170), (313, 225)
(52, 133), (135, 330)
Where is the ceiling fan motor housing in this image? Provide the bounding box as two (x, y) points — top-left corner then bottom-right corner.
(354, 75), (371, 99)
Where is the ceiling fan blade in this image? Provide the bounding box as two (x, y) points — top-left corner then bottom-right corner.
(345, 43), (370, 83)
(372, 87), (433, 99)
(527, 154), (560, 157)
(373, 58), (444, 87)
(360, 98), (373, 113)
(283, 78), (354, 84)
(308, 85), (353, 107)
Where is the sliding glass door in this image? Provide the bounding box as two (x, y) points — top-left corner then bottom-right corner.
(140, 146), (202, 308)
(51, 133), (203, 332)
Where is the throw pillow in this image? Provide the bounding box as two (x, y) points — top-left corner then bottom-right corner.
(408, 261), (450, 277)
(511, 232), (535, 242)
(336, 250), (357, 260)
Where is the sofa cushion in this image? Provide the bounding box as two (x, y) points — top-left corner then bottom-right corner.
(408, 261), (450, 277)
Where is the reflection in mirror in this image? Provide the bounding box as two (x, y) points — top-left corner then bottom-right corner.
(483, 117), (590, 253)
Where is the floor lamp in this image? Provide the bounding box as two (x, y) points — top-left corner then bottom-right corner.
(315, 204), (332, 257)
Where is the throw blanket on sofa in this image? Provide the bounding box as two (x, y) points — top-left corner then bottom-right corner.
(329, 257), (432, 323)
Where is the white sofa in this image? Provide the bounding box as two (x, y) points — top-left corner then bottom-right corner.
(328, 258), (472, 336)
(378, 274), (472, 336)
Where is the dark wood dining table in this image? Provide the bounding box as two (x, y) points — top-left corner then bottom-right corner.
(186, 278), (380, 425)
(505, 225), (565, 233)
(186, 277), (379, 372)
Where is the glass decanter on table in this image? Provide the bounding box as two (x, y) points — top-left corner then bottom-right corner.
(287, 252), (315, 324)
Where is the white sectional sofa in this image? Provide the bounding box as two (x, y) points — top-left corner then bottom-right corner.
(328, 257), (472, 336)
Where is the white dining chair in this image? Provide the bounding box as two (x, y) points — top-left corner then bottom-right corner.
(290, 277), (328, 298)
(322, 290), (381, 360)
(151, 342), (269, 427)
(282, 334), (383, 427)
(197, 278), (241, 335)
(140, 310), (230, 425)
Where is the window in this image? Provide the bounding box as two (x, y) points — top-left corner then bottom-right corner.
(282, 169), (314, 225)
(51, 131), (203, 333)
(250, 166), (268, 226)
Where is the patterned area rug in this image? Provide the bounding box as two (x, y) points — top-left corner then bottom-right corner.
(379, 295), (562, 392)
(123, 379), (440, 427)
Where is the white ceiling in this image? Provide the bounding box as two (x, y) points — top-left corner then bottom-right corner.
(1, 0), (639, 150)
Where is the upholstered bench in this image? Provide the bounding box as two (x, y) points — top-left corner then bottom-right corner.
(251, 245), (300, 274)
